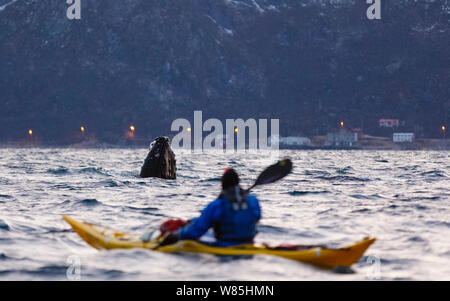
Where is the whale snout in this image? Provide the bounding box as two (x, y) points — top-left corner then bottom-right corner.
(140, 136), (176, 179)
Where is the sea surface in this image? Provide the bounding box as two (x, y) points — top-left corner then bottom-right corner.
(0, 149), (449, 280)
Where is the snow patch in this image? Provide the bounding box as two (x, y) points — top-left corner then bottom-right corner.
(251, 0), (265, 13)
(224, 28), (233, 36)
(0, 0), (19, 12)
(223, 0), (265, 13)
(205, 14), (234, 36)
(204, 14), (217, 25)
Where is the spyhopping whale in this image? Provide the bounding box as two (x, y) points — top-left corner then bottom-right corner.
(140, 136), (176, 179)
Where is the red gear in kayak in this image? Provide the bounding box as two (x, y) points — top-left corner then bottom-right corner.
(159, 219), (189, 236)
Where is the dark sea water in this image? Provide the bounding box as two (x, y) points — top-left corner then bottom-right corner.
(0, 149), (449, 280)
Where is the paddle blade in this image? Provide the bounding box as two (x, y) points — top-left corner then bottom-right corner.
(252, 158), (293, 188)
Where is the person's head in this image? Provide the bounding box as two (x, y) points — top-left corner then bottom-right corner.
(221, 168), (239, 190)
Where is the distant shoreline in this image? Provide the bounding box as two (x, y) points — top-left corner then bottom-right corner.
(0, 144), (449, 151)
(1, 135), (449, 150)
(278, 145), (450, 151)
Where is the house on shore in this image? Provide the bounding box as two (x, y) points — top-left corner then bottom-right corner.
(269, 136), (311, 147)
(279, 136), (311, 146)
(379, 119), (400, 128)
(393, 133), (414, 143)
(325, 129), (358, 147)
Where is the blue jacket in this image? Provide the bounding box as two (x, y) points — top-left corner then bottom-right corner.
(178, 194), (261, 246)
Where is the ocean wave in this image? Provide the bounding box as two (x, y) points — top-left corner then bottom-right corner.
(0, 219), (10, 231)
(351, 208), (371, 213)
(398, 165), (420, 171)
(0, 149), (448, 280)
(332, 266), (355, 274)
(43, 228), (73, 234)
(200, 177), (221, 182)
(316, 208), (334, 215)
(335, 166), (353, 174)
(258, 224), (287, 234)
(407, 236), (426, 242)
(374, 257), (419, 266)
(77, 167), (109, 176)
(295, 231), (326, 239)
(403, 196), (440, 201)
(350, 194), (378, 200)
(399, 195), (440, 204)
(78, 198), (102, 206)
(375, 159), (389, 163)
(47, 167), (70, 175)
(51, 184), (77, 190)
(420, 170), (446, 178)
(84, 268), (128, 280)
(304, 170), (330, 176)
(315, 175), (370, 182)
(9, 265), (69, 277)
(425, 220), (450, 228)
(413, 204), (428, 210)
(288, 190), (329, 196)
(124, 205), (159, 212)
(100, 179), (119, 187)
(59, 199), (102, 207)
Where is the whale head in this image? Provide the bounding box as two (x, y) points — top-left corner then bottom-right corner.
(140, 136), (176, 179)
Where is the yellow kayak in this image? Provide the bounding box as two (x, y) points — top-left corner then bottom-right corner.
(63, 215), (375, 268)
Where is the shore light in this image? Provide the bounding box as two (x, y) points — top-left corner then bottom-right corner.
(442, 125), (446, 132)
(340, 121), (344, 128)
(28, 129), (33, 136)
(130, 125), (135, 132)
(81, 126), (85, 133)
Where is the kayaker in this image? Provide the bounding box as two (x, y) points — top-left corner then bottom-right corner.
(159, 168), (261, 247)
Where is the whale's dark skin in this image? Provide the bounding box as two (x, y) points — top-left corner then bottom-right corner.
(140, 137), (176, 179)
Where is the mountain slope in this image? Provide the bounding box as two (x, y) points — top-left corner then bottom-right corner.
(0, 0), (449, 144)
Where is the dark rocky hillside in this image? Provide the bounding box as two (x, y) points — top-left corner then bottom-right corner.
(0, 0), (449, 144)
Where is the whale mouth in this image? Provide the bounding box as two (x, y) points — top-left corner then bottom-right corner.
(140, 136), (176, 179)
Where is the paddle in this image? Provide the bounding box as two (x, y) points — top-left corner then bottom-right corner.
(246, 158), (293, 192)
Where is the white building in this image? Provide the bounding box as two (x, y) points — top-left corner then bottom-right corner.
(325, 129), (358, 147)
(393, 133), (414, 143)
(269, 136), (311, 146)
(280, 136), (311, 146)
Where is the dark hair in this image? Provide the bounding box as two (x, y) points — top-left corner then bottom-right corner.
(221, 168), (239, 190)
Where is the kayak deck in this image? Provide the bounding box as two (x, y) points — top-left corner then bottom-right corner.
(63, 215), (375, 268)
